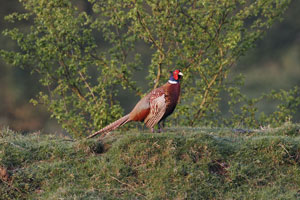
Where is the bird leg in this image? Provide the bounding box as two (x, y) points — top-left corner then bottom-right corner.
(158, 120), (165, 133)
(150, 120), (165, 133)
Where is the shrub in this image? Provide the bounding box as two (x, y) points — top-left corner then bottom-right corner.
(1, 0), (295, 137)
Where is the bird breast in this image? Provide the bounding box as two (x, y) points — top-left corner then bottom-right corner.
(165, 83), (180, 104)
(163, 83), (180, 116)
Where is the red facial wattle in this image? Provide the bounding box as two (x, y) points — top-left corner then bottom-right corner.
(173, 70), (179, 80)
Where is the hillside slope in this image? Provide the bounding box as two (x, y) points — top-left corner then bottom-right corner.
(1, 124), (300, 199)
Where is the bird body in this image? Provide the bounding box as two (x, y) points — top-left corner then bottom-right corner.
(87, 69), (183, 139)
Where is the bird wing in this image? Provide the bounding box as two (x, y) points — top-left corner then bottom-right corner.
(144, 90), (166, 128)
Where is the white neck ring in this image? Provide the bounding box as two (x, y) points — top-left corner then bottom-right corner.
(168, 80), (178, 84)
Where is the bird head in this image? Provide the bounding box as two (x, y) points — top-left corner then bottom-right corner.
(169, 69), (183, 84)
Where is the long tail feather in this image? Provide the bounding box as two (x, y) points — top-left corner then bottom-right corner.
(87, 114), (130, 139)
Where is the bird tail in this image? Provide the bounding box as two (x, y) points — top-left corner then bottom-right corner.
(87, 114), (130, 139)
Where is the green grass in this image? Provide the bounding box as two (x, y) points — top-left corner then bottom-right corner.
(1, 123), (300, 199)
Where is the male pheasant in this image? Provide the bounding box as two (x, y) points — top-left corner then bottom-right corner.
(87, 69), (183, 139)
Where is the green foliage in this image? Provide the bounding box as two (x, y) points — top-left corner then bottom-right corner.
(125, 0), (292, 127)
(225, 83), (300, 128)
(1, 0), (142, 137)
(1, 125), (300, 199)
(1, 0), (296, 137)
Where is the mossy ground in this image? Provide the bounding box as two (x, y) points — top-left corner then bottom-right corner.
(1, 124), (300, 199)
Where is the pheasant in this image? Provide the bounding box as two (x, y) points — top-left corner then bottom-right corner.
(87, 69), (183, 139)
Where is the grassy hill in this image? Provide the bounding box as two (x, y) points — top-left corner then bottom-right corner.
(1, 124), (300, 199)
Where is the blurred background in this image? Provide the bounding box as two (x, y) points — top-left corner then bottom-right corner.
(0, 0), (299, 133)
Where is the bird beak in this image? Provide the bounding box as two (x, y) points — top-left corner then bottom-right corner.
(178, 72), (183, 76)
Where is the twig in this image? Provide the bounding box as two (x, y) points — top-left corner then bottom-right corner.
(109, 175), (147, 199)
(136, 10), (166, 58)
(59, 59), (86, 101)
(79, 72), (95, 100)
(153, 57), (162, 89)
